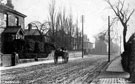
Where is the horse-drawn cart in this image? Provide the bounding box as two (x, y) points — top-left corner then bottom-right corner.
(54, 47), (69, 64)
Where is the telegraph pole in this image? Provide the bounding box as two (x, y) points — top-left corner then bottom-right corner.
(82, 15), (84, 58)
(120, 36), (121, 54)
(108, 16), (110, 62)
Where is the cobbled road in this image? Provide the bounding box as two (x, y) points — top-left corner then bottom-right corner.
(0, 55), (113, 84)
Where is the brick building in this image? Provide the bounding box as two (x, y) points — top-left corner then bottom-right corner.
(0, 0), (26, 53)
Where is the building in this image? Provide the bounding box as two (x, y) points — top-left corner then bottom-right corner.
(94, 38), (120, 55)
(83, 34), (93, 54)
(0, 0), (26, 29)
(94, 39), (107, 55)
(0, 0), (26, 53)
(24, 23), (51, 42)
(24, 23), (44, 42)
(1, 26), (25, 53)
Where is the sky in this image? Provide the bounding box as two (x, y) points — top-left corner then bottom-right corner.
(1, 0), (135, 43)
(11, 0), (108, 41)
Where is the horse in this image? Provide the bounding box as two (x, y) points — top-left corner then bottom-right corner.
(54, 47), (69, 64)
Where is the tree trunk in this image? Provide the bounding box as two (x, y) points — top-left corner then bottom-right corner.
(123, 25), (127, 51)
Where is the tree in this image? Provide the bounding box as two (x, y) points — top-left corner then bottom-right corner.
(46, 0), (81, 50)
(48, 0), (56, 43)
(0, 0), (4, 3)
(105, 0), (135, 51)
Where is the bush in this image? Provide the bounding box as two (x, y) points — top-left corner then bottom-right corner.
(19, 53), (36, 59)
(129, 38), (135, 82)
(44, 43), (52, 54)
(34, 41), (40, 53)
(21, 39), (56, 59)
(121, 51), (130, 72)
(121, 33), (135, 82)
(23, 39), (35, 53)
(34, 41), (44, 53)
(38, 41), (44, 53)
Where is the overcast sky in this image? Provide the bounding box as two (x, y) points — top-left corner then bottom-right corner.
(2, 0), (135, 43)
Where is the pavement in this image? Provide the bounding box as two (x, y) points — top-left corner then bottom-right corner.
(0, 52), (83, 71)
(91, 56), (133, 84)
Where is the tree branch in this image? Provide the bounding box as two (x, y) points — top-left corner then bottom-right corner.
(125, 9), (135, 24)
(106, 0), (118, 16)
(120, 10), (124, 20)
(120, 0), (125, 12)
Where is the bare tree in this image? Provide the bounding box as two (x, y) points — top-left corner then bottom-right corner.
(105, 0), (135, 51)
(68, 13), (73, 49)
(48, 0), (56, 42)
(0, 0), (4, 3)
(41, 21), (50, 34)
(96, 17), (119, 43)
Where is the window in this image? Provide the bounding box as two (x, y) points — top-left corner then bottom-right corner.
(15, 17), (19, 26)
(12, 34), (16, 40)
(0, 13), (7, 28)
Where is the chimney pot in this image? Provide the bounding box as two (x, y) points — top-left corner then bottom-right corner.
(6, 0), (14, 9)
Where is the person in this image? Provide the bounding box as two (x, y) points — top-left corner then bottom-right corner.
(61, 47), (67, 52)
(11, 52), (16, 66)
(11, 52), (19, 66)
(15, 52), (19, 64)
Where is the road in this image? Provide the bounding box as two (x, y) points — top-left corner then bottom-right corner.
(0, 55), (115, 84)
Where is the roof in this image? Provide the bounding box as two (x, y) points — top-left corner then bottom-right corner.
(24, 29), (42, 35)
(3, 26), (23, 34)
(0, 4), (26, 18)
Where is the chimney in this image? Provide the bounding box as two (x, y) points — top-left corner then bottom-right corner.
(6, 0), (14, 9)
(28, 24), (32, 31)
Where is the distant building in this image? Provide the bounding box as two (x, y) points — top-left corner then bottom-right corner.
(94, 39), (107, 55)
(93, 38), (120, 55)
(83, 34), (93, 54)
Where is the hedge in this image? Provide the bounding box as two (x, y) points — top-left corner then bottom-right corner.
(20, 39), (55, 59)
